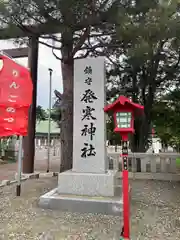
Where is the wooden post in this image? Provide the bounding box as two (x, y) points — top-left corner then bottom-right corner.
(23, 36), (39, 173)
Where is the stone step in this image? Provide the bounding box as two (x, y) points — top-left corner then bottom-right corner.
(39, 188), (123, 216)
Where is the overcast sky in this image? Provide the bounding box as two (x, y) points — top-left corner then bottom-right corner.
(0, 38), (63, 109)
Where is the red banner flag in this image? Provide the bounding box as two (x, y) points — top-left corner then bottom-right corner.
(0, 54), (33, 136)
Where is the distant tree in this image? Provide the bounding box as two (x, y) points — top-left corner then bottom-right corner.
(36, 105), (47, 122)
(152, 89), (180, 151)
(0, 0), (120, 172)
(152, 101), (173, 149)
(50, 108), (61, 127)
(107, 0), (180, 152)
(50, 90), (62, 127)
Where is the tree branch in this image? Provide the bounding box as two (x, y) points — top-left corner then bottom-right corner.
(72, 27), (90, 56)
(38, 40), (62, 50)
(156, 50), (180, 85)
(74, 50), (91, 59)
(52, 48), (62, 60)
(40, 34), (62, 42)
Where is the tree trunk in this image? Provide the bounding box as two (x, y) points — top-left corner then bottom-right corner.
(60, 61), (74, 172)
(59, 30), (74, 172)
(131, 119), (148, 152)
(131, 114), (151, 172)
(131, 83), (154, 153)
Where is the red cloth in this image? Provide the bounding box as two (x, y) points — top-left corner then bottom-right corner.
(0, 55), (32, 107)
(0, 106), (29, 136)
(0, 55), (33, 136)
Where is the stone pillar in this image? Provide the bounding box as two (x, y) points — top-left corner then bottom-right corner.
(58, 57), (117, 197)
(39, 58), (121, 216)
(72, 57), (106, 173)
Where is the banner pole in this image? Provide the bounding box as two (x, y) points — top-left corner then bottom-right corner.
(16, 135), (23, 196)
(47, 68), (53, 173)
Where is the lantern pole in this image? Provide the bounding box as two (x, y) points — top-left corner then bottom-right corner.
(120, 135), (130, 239)
(103, 95), (144, 240)
(16, 135), (23, 196)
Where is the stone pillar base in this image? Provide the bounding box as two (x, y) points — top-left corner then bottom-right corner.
(39, 170), (123, 216)
(58, 170), (118, 197)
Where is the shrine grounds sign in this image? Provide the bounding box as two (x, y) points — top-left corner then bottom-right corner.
(73, 57), (107, 173)
(57, 57), (117, 198)
(39, 56), (121, 216)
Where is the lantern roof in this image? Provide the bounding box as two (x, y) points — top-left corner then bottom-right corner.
(104, 95), (144, 113)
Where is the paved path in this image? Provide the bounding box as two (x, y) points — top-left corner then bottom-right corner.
(0, 149), (60, 180)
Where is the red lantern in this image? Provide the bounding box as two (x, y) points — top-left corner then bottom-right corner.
(104, 95), (144, 140)
(104, 95), (144, 239)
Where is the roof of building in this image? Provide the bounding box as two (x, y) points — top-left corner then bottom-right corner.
(36, 120), (60, 134)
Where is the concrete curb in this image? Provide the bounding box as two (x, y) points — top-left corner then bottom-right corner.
(0, 172), (59, 188)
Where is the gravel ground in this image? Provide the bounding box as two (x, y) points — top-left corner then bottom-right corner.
(0, 177), (180, 239)
(0, 156), (60, 181)
(131, 180), (180, 240)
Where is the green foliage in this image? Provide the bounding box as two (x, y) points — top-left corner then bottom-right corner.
(36, 104), (61, 127)
(50, 107), (61, 127)
(2, 0), (180, 153)
(0, 0), (120, 59)
(107, 0), (180, 151)
(36, 105), (47, 122)
(112, 0), (180, 95)
(152, 89), (180, 149)
(51, 90), (62, 127)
